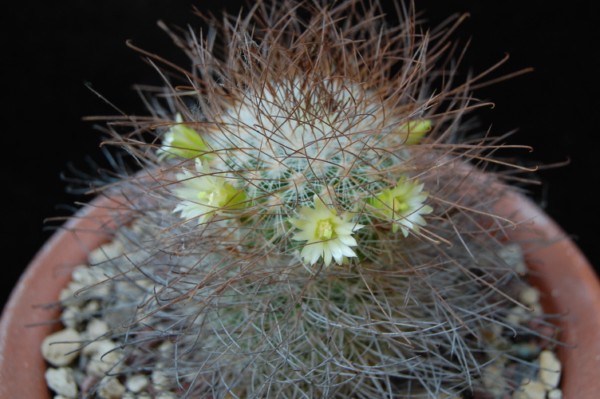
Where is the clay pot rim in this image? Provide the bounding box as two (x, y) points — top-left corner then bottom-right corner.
(0, 195), (123, 398)
(1, 191), (599, 398)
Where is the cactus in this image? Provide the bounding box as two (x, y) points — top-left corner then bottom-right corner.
(56, 1), (557, 397)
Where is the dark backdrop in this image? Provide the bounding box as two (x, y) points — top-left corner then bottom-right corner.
(2, 0), (598, 308)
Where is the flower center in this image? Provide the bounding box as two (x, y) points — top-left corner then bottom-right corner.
(393, 196), (410, 214)
(197, 190), (217, 205)
(197, 183), (240, 208)
(316, 219), (334, 240)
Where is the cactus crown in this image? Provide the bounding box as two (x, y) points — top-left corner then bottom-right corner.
(136, 0), (470, 270)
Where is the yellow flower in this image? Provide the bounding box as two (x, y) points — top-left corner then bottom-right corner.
(368, 177), (433, 236)
(289, 196), (363, 267)
(158, 114), (209, 159)
(173, 159), (246, 224)
(396, 119), (432, 145)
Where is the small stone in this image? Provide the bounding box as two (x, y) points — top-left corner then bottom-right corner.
(499, 243), (527, 274)
(158, 340), (174, 354)
(539, 350), (561, 388)
(89, 241), (124, 265)
(42, 328), (81, 367)
(123, 393), (151, 399)
(126, 374), (149, 393)
(482, 362), (506, 397)
(86, 318), (109, 340)
(82, 339), (115, 357)
(89, 282), (112, 298)
(548, 389), (563, 399)
(59, 307), (80, 329)
(531, 302), (543, 316)
(86, 341), (123, 377)
(70, 265), (112, 297)
(506, 306), (529, 326)
(59, 287), (74, 302)
(513, 379), (546, 399)
(72, 265), (96, 285)
(83, 300), (100, 314)
(152, 368), (169, 389)
(97, 376), (126, 399)
(45, 367), (78, 398)
(134, 393), (152, 399)
(66, 280), (85, 296)
(156, 393), (178, 399)
(519, 287), (540, 306)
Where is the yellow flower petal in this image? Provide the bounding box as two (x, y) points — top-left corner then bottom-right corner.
(396, 119), (432, 145)
(158, 114), (209, 159)
(368, 177), (432, 236)
(289, 196), (362, 267)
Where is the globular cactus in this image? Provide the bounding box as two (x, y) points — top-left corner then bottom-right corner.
(64, 1), (555, 397)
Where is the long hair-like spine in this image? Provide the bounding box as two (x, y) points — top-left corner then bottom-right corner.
(67, 1), (551, 397)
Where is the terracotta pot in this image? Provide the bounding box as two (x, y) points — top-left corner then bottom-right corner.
(495, 191), (600, 399)
(0, 196), (122, 398)
(1, 191), (599, 398)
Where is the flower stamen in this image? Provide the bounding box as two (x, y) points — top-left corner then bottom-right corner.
(316, 219), (335, 240)
(289, 196), (363, 267)
(368, 176), (433, 237)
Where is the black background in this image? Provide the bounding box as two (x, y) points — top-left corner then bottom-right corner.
(2, 1), (598, 308)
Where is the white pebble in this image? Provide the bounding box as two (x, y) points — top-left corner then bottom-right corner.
(97, 376), (126, 399)
(123, 393), (151, 399)
(90, 282), (112, 298)
(158, 340), (174, 353)
(531, 302), (543, 316)
(152, 368), (169, 388)
(126, 374), (149, 393)
(156, 393), (178, 399)
(539, 350), (561, 388)
(86, 318), (109, 340)
(513, 379), (546, 399)
(82, 339), (114, 357)
(59, 287), (74, 302)
(66, 280), (85, 296)
(499, 243), (527, 274)
(72, 265), (97, 285)
(71, 265), (112, 297)
(85, 341), (123, 377)
(41, 328), (81, 367)
(548, 389), (563, 399)
(519, 287), (540, 306)
(83, 300), (100, 314)
(59, 307), (79, 329)
(45, 367), (78, 398)
(482, 363), (505, 397)
(506, 306), (528, 326)
(89, 241), (124, 265)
